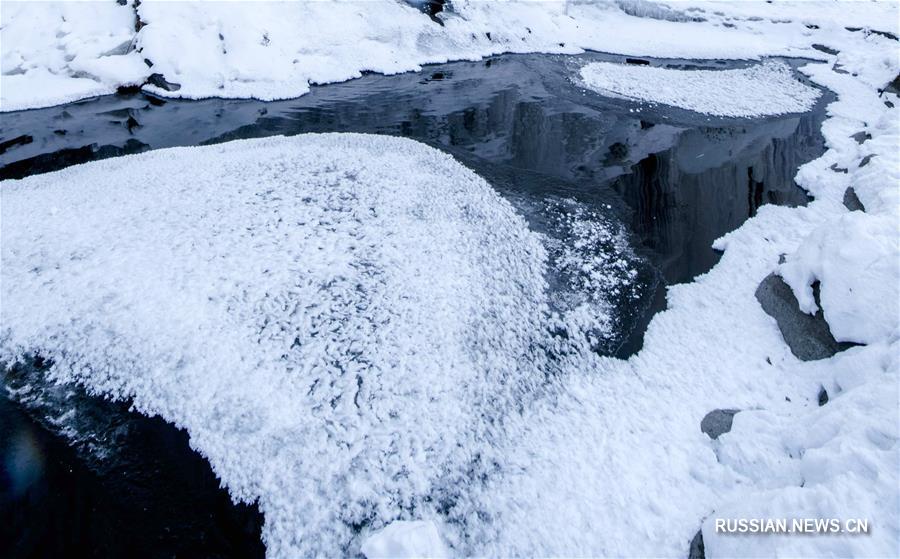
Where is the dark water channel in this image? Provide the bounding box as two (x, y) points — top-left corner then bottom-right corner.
(0, 52), (830, 557)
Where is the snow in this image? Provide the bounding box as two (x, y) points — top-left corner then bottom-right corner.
(360, 520), (449, 559)
(0, 1), (146, 112)
(779, 212), (899, 344)
(2, 1), (899, 559)
(0, 0), (839, 111)
(0, 133), (554, 557)
(580, 60), (822, 117)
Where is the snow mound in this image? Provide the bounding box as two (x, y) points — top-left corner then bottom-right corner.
(0, 133), (551, 557)
(779, 212), (899, 345)
(580, 61), (821, 117)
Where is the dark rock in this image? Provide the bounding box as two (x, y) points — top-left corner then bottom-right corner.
(858, 154), (875, 168)
(688, 529), (705, 559)
(829, 163), (848, 173)
(626, 57), (651, 66)
(879, 73), (900, 97)
(0, 134), (33, 155)
(701, 409), (739, 440)
(116, 84), (142, 95)
(811, 43), (839, 56)
(818, 386), (829, 406)
(870, 29), (899, 41)
(850, 130), (871, 144)
(755, 274), (859, 361)
(146, 73), (181, 92)
(843, 187), (865, 211)
(424, 0), (447, 24)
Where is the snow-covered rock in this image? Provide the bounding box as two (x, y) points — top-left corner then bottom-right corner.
(779, 212), (899, 344)
(0, 1), (147, 111)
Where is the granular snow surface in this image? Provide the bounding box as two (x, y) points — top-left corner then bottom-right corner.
(0, 133), (559, 556)
(580, 60), (822, 117)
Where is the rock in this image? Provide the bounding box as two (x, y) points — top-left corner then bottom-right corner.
(850, 131), (871, 144)
(870, 29), (899, 41)
(701, 409), (739, 440)
(811, 43), (839, 56)
(818, 386), (829, 406)
(626, 57), (651, 65)
(843, 187), (865, 211)
(755, 274), (858, 361)
(880, 73), (900, 97)
(146, 73), (181, 92)
(688, 529), (705, 559)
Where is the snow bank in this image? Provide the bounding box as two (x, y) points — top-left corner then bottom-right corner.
(3, 0), (822, 111)
(0, 133), (552, 556)
(0, 1), (146, 111)
(779, 212), (899, 344)
(580, 60), (821, 117)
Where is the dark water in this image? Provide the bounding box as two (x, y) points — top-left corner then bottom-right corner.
(0, 52), (830, 557)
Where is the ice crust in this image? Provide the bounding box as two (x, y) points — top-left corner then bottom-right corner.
(580, 61), (822, 117)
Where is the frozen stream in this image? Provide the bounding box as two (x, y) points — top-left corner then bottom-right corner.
(0, 52), (830, 557)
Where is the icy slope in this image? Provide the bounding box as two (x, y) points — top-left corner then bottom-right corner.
(0, 133), (554, 556)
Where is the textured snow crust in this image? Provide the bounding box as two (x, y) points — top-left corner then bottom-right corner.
(0, 133), (559, 556)
(580, 60), (821, 117)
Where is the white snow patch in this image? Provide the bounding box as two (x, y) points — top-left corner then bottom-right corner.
(779, 212), (899, 345)
(580, 60), (821, 117)
(0, 1), (146, 111)
(0, 133), (552, 557)
(361, 520), (449, 559)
